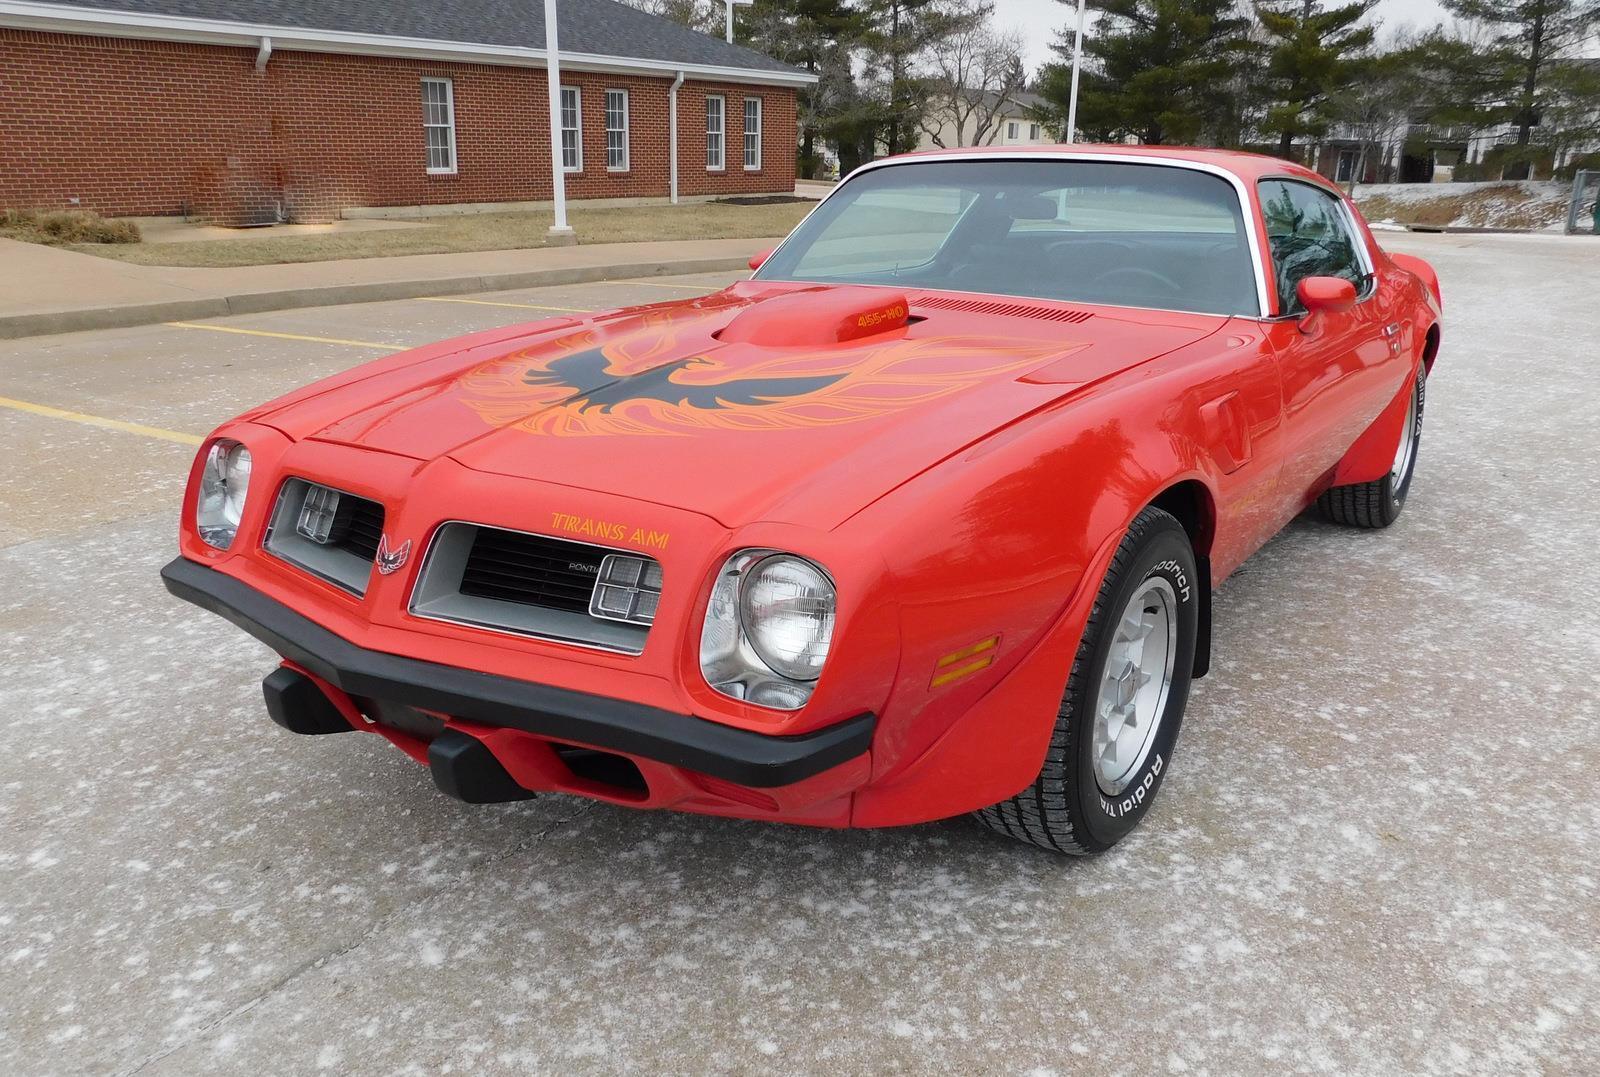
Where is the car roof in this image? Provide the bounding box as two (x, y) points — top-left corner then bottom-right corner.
(888, 143), (1334, 188)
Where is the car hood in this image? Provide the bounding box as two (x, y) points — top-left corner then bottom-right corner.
(257, 282), (1227, 529)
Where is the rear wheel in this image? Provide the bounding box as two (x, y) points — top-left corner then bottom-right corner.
(975, 507), (1199, 855)
(1317, 364), (1425, 528)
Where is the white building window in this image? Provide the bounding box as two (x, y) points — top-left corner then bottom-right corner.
(421, 78), (457, 174)
(606, 89), (629, 171)
(706, 94), (725, 171)
(560, 86), (582, 172)
(743, 97), (762, 170)
(1029, 123), (1041, 141)
(1007, 121), (1019, 140)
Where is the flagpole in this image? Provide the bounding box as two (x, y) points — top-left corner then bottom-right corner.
(1065, 0), (1087, 143)
(544, 0), (574, 241)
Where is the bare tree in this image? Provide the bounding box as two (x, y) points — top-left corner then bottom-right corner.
(917, 5), (1029, 148)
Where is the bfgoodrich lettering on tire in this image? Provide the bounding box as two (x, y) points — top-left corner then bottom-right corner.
(976, 506), (1199, 855)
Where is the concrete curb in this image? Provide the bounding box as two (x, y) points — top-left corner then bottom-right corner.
(0, 255), (751, 340)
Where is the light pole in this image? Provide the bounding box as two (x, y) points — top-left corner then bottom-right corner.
(1065, 0), (1087, 144)
(544, 0), (575, 242)
(723, 0), (753, 43)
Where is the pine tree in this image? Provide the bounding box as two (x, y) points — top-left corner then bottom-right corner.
(1036, 0), (1256, 145)
(742, 0), (864, 176)
(856, 0), (983, 154)
(1439, 0), (1600, 177)
(1256, 0), (1377, 160)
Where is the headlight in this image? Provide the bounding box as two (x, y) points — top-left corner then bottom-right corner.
(195, 439), (252, 549)
(700, 549), (836, 710)
(740, 556), (835, 680)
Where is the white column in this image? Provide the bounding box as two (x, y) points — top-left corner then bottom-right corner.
(669, 71), (685, 205)
(1065, 0), (1087, 144)
(544, 0), (574, 240)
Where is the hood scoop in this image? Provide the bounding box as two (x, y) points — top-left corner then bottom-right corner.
(719, 287), (910, 347)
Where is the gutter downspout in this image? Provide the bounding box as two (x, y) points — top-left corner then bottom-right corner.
(669, 70), (685, 205)
(254, 35), (271, 72)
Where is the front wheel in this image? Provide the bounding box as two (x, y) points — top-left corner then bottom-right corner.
(1317, 364), (1426, 528)
(975, 507), (1199, 855)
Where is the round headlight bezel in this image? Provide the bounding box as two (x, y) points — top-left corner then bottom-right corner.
(195, 438), (252, 550)
(737, 554), (836, 683)
(698, 548), (838, 711)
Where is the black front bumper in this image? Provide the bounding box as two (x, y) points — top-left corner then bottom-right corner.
(161, 557), (874, 788)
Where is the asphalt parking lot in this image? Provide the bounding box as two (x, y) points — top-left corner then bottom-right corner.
(2, 236), (1597, 1075)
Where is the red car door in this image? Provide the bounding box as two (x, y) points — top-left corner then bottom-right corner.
(1257, 179), (1401, 509)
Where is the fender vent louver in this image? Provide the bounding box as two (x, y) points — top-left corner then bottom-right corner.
(910, 295), (1094, 323)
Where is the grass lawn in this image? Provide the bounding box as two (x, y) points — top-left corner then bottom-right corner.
(73, 201), (816, 268)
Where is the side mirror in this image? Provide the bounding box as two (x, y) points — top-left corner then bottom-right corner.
(1294, 276), (1358, 333)
(748, 247), (774, 272)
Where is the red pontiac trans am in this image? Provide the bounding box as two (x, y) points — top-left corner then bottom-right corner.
(164, 146), (1442, 855)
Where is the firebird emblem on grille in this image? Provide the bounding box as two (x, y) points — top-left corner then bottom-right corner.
(375, 534), (411, 575)
(455, 308), (1075, 437)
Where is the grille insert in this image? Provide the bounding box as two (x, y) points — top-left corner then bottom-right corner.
(339, 496), (386, 563)
(460, 530), (605, 613)
(410, 523), (658, 655)
(265, 479), (387, 596)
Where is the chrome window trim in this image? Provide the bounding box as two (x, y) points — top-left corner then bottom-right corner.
(407, 519), (659, 657)
(1256, 174), (1378, 317)
(752, 150), (1274, 319)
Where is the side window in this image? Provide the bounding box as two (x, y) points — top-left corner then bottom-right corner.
(1259, 180), (1365, 314)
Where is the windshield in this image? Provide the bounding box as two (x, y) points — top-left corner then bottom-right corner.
(756, 159), (1259, 317)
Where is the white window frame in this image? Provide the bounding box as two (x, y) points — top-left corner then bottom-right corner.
(1007, 120), (1019, 141)
(421, 78), (457, 175)
(1029, 123), (1040, 141)
(743, 96), (762, 171)
(605, 88), (630, 172)
(560, 85), (582, 173)
(706, 94), (725, 172)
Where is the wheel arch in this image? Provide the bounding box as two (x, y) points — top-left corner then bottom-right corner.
(1145, 479), (1216, 679)
(1421, 321), (1441, 374)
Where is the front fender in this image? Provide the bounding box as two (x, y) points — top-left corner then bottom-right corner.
(836, 351), (1232, 808)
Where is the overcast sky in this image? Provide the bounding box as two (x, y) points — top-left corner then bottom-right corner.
(993, 0), (1455, 73)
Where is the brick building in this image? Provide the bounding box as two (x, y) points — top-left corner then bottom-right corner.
(0, 0), (811, 224)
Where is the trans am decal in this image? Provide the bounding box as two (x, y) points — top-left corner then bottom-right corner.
(457, 309), (1077, 437)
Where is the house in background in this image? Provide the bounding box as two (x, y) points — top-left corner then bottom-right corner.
(916, 90), (1052, 152)
(0, 0), (812, 225)
(1309, 60), (1600, 185)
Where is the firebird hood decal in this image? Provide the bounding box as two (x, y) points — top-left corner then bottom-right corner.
(280, 288), (1228, 527)
(454, 309), (1071, 437)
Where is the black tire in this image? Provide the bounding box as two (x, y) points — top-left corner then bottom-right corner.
(1317, 364), (1426, 528)
(975, 507), (1199, 855)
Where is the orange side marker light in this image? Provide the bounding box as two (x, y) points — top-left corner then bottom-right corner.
(930, 635), (1000, 688)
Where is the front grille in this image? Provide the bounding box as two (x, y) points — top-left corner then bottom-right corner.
(340, 495), (386, 563)
(263, 479), (387, 596)
(409, 523), (659, 655)
(460, 529), (603, 613)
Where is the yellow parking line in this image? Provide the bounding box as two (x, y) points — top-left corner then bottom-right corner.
(416, 297), (592, 313)
(602, 279), (727, 292)
(165, 322), (399, 350)
(0, 396), (202, 446)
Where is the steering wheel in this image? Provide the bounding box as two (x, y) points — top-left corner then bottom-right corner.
(1097, 265), (1184, 295)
